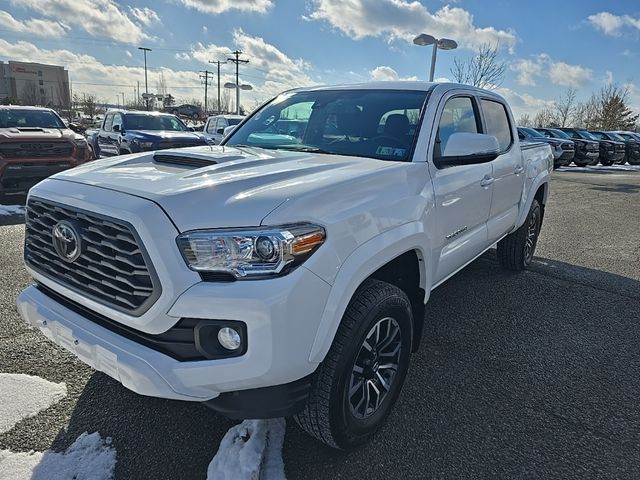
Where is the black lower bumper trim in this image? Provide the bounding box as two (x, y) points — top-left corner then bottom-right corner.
(205, 374), (313, 419)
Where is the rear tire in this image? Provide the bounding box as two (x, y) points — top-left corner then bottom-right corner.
(295, 279), (413, 450)
(497, 199), (542, 271)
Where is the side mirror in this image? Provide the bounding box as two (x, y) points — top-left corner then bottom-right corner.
(113, 124), (121, 132)
(216, 128), (225, 134)
(223, 125), (236, 137)
(435, 132), (500, 168)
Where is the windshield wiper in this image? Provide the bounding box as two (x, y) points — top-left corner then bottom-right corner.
(274, 145), (335, 154)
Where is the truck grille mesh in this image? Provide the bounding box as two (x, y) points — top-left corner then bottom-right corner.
(24, 199), (160, 315)
(0, 142), (73, 158)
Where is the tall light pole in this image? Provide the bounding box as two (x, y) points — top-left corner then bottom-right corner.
(138, 47), (152, 110)
(413, 34), (458, 81)
(224, 82), (253, 114)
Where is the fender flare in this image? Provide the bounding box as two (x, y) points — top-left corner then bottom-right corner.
(308, 222), (431, 363)
(515, 170), (549, 228)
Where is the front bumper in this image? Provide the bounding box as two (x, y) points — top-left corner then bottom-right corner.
(0, 159), (80, 194)
(18, 261), (331, 405)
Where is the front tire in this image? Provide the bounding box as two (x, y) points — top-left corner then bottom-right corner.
(295, 279), (413, 450)
(497, 199), (542, 271)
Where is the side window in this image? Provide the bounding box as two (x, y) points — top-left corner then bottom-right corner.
(481, 99), (512, 152)
(518, 130), (525, 140)
(437, 96), (479, 154)
(103, 113), (113, 132)
(216, 118), (226, 132)
(206, 118), (217, 134)
(112, 114), (123, 131)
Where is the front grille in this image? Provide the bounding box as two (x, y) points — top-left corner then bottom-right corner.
(158, 141), (202, 150)
(24, 199), (160, 315)
(0, 142), (73, 158)
(561, 143), (574, 150)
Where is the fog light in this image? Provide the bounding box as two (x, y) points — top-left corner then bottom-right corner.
(218, 327), (242, 350)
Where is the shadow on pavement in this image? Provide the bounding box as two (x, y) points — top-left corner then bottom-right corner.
(47, 253), (640, 479)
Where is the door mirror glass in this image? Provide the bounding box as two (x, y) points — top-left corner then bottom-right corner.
(435, 132), (500, 168)
(112, 124), (121, 132)
(217, 128), (225, 134)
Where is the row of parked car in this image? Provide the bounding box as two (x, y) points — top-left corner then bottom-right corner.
(518, 127), (640, 168)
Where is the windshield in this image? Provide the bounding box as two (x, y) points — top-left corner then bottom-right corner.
(590, 131), (605, 140)
(225, 89), (429, 162)
(577, 130), (597, 140)
(521, 127), (544, 138)
(0, 109), (65, 129)
(548, 128), (571, 139)
(123, 114), (188, 131)
(607, 132), (625, 142)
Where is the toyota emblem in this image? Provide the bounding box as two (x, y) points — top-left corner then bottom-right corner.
(52, 221), (82, 262)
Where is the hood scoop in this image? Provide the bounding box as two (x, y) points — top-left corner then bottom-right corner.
(16, 127), (47, 132)
(153, 153), (218, 168)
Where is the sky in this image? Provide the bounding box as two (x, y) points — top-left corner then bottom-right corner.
(0, 0), (639, 117)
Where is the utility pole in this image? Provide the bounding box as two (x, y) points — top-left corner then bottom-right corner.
(199, 70), (214, 114)
(227, 50), (249, 115)
(138, 47), (152, 110)
(209, 60), (227, 113)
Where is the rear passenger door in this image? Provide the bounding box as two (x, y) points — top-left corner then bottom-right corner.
(429, 94), (494, 284)
(479, 98), (524, 243)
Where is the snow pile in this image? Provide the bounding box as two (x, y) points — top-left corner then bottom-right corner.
(0, 205), (25, 217)
(207, 418), (286, 480)
(0, 432), (116, 480)
(0, 373), (67, 434)
(558, 164), (640, 172)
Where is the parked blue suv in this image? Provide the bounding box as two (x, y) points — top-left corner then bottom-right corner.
(88, 110), (208, 158)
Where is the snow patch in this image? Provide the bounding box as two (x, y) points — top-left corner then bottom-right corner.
(0, 204), (25, 217)
(207, 418), (286, 480)
(0, 432), (116, 480)
(0, 373), (67, 434)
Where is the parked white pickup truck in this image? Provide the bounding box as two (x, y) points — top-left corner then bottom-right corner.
(17, 82), (552, 449)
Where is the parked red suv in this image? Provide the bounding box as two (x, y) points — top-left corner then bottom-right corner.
(0, 106), (92, 195)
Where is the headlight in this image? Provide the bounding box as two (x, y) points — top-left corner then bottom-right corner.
(136, 140), (154, 149)
(177, 224), (326, 279)
(73, 138), (87, 147)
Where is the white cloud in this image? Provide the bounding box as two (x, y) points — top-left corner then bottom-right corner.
(369, 65), (418, 81)
(9, 0), (151, 44)
(190, 29), (315, 99)
(510, 58), (542, 86)
(129, 6), (160, 26)
(0, 10), (68, 38)
(588, 11), (640, 36)
(547, 61), (592, 88)
(125, 50), (132, 58)
(511, 54), (592, 88)
(175, 52), (191, 61)
(180, 0), (273, 14)
(307, 0), (517, 51)
(605, 71), (614, 85)
(495, 86), (554, 118)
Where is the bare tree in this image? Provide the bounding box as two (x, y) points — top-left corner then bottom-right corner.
(516, 113), (532, 127)
(553, 87), (577, 128)
(450, 44), (506, 89)
(532, 108), (558, 128)
(156, 71), (167, 97)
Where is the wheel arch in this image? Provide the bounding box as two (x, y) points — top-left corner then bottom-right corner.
(516, 171), (549, 229)
(308, 223), (430, 363)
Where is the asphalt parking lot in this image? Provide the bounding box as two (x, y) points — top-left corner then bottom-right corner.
(1, 165), (639, 479)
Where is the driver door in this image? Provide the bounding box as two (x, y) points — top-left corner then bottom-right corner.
(428, 94), (494, 284)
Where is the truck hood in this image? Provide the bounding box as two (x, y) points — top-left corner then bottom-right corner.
(0, 127), (77, 141)
(127, 130), (205, 141)
(51, 145), (402, 231)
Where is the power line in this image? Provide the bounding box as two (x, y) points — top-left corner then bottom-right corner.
(199, 70), (214, 113)
(227, 50), (249, 115)
(209, 60), (227, 114)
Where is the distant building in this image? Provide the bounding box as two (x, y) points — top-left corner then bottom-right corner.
(0, 61), (70, 108)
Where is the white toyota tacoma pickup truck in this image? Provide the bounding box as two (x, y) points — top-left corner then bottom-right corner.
(17, 82), (552, 449)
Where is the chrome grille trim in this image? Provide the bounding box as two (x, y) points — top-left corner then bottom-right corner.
(24, 198), (161, 316)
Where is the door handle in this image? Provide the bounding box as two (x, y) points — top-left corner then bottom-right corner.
(514, 165), (524, 175)
(480, 175), (494, 187)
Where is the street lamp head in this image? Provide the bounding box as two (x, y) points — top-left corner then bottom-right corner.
(224, 82), (237, 89)
(437, 38), (458, 50)
(413, 33), (437, 46)
(240, 84), (253, 91)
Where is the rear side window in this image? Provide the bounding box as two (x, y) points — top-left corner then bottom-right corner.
(481, 99), (512, 152)
(437, 96), (479, 154)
